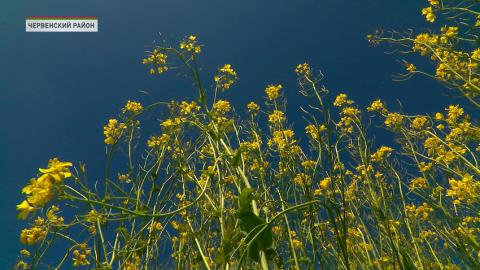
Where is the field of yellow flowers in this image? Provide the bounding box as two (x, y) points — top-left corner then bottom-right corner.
(14, 1), (480, 269)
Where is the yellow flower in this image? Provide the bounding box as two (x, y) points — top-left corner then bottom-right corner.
(319, 177), (331, 190)
(38, 158), (73, 183)
(292, 239), (303, 249)
(411, 116), (428, 130)
(406, 63), (416, 72)
(268, 129), (295, 152)
(72, 243), (91, 267)
(268, 110), (286, 124)
(19, 249), (30, 257)
(409, 177), (428, 190)
(143, 48), (168, 75)
(213, 100), (231, 114)
(418, 161), (433, 172)
(422, 7), (435, 23)
(342, 107), (360, 116)
(16, 200), (35, 220)
(171, 220), (181, 230)
(295, 63), (312, 77)
(384, 113), (404, 128)
(17, 158), (73, 219)
(272, 226), (282, 235)
(447, 174), (479, 205)
(103, 119), (126, 145)
(160, 117), (185, 131)
(16, 261), (28, 270)
(301, 160), (316, 170)
(315, 177), (331, 195)
(446, 105), (464, 124)
(428, 0), (439, 7)
(472, 48), (480, 60)
(21, 177), (53, 207)
(265, 84), (282, 100)
(20, 226), (46, 245)
(147, 134), (170, 148)
(179, 101), (200, 115)
(333, 93), (353, 107)
(247, 102), (260, 113)
(122, 100), (143, 115)
(371, 146), (393, 162)
(413, 33), (439, 56)
(179, 35), (202, 53)
(305, 124), (326, 140)
(294, 173), (312, 187)
(367, 99), (385, 112)
(214, 64), (238, 91)
(46, 205), (64, 226)
(440, 26), (458, 43)
(406, 203), (434, 220)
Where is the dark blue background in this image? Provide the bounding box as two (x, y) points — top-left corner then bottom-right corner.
(0, 0), (452, 265)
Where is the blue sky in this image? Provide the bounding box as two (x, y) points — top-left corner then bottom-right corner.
(0, 0), (453, 266)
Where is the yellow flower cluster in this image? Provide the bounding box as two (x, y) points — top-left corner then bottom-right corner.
(295, 63), (312, 77)
(422, 6), (436, 23)
(406, 63), (417, 72)
(342, 107), (361, 116)
(413, 33), (439, 56)
(333, 93), (354, 107)
(103, 119), (126, 145)
(123, 253), (142, 270)
(214, 64), (238, 91)
(268, 129), (295, 153)
(122, 100), (143, 115)
(447, 174), (479, 205)
(179, 101), (200, 115)
(143, 48), (168, 75)
(20, 217), (46, 245)
(435, 50), (474, 82)
(147, 134), (170, 148)
(314, 177), (331, 195)
(301, 160), (316, 170)
(384, 112), (404, 128)
(16, 158), (72, 220)
(268, 110), (286, 125)
(440, 26), (458, 43)
(409, 177), (428, 190)
(265, 84), (282, 100)
(247, 101), (260, 114)
(213, 100), (231, 114)
(179, 35), (202, 54)
(367, 99), (385, 112)
(411, 116), (429, 130)
(471, 48), (480, 60)
(335, 95), (359, 134)
(294, 173), (312, 187)
(72, 243), (91, 267)
(406, 203), (434, 221)
(370, 146), (393, 162)
(46, 205), (65, 226)
(418, 161), (433, 172)
(411, 29), (480, 91)
(161, 117), (185, 131)
(305, 124), (326, 140)
(446, 105), (464, 124)
(424, 136), (465, 164)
